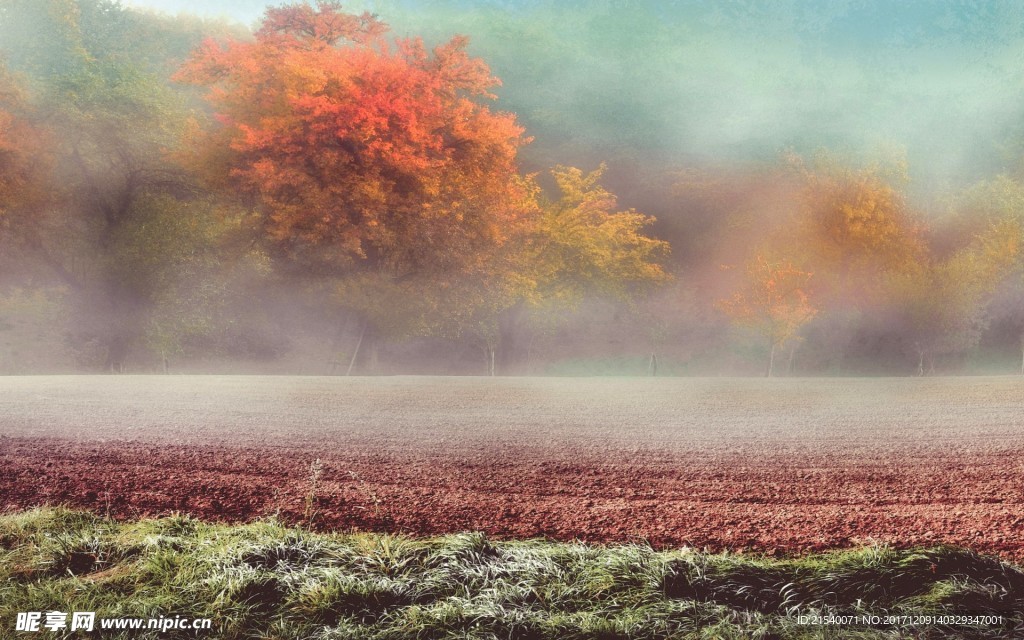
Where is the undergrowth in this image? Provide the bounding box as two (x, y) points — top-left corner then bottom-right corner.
(0, 508), (1021, 639)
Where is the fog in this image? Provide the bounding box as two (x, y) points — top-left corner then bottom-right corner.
(370, 1), (1024, 187)
(116, 1), (1024, 183)
(3, 0), (1024, 376)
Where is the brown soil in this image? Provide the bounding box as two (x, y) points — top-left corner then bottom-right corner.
(3, 437), (1023, 559)
(2, 376), (1023, 559)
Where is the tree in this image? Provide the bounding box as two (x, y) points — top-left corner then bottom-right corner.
(176, 1), (530, 276)
(941, 176), (1024, 372)
(328, 164), (671, 375)
(782, 152), (924, 372)
(0, 0), (90, 79)
(885, 249), (999, 375)
(718, 256), (817, 377)
(532, 164), (670, 301)
(176, 2), (673, 375)
(175, 1), (538, 372)
(791, 152), (923, 295)
(505, 164), (669, 371)
(0, 0), (243, 371)
(0, 0), (245, 80)
(45, 62), (201, 369)
(432, 164), (670, 375)
(0, 65), (52, 246)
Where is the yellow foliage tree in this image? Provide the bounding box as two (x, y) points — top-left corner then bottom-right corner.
(942, 177), (1024, 372)
(435, 164), (670, 374)
(771, 152), (925, 372)
(531, 164), (670, 302)
(885, 248), (1002, 375)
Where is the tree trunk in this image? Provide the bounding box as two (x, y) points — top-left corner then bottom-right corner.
(105, 334), (129, 374)
(524, 331), (537, 374)
(346, 320), (367, 376)
(1019, 332), (1024, 375)
(787, 342), (797, 375)
(647, 352), (658, 376)
(917, 347), (925, 377)
(488, 345), (496, 377)
(766, 343), (776, 377)
(365, 333), (380, 374)
(496, 303), (527, 374)
(328, 315), (354, 375)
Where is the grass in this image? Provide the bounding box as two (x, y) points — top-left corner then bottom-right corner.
(1, 510), (1022, 639)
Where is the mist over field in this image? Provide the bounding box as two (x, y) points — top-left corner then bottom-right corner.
(4, 374), (1024, 559)
(4, 0), (1024, 376)
(5, 6), (1024, 629)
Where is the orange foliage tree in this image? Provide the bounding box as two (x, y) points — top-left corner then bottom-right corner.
(718, 256), (817, 376)
(177, 2), (670, 373)
(789, 152), (923, 304)
(175, 1), (531, 281)
(777, 153), (924, 371)
(175, 2), (538, 372)
(0, 66), (52, 248)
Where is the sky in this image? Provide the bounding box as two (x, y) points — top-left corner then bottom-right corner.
(123, 0), (266, 23)
(119, 0), (1024, 189)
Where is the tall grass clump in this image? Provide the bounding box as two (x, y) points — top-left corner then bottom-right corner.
(1, 508), (1021, 639)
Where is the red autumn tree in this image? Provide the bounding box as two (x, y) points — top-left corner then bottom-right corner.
(174, 0), (531, 279)
(176, 3), (672, 374)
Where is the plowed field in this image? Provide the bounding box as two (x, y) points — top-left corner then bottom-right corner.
(2, 376), (1023, 558)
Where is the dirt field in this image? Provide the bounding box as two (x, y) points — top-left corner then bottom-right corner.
(2, 375), (1023, 558)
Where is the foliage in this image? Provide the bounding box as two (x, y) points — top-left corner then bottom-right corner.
(175, 0), (531, 278)
(0, 65), (52, 242)
(533, 164), (670, 303)
(0, 0), (245, 79)
(723, 152), (928, 374)
(718, 256), (817, 376)
(787, 151), (924, 306)
(32, 59), (203, 368)
(884, 252), (997, 374)
(175, 4), (671, 373)
(0, 0), (254, 370)
(125, 196), (272, 361)
(6, 0), (1024, 374)
(920, 178), (1024, 372)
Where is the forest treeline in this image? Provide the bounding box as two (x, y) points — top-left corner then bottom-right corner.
(1, 0), (1024, 376)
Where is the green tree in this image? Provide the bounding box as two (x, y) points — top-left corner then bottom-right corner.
(0, 0), (244, 370)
